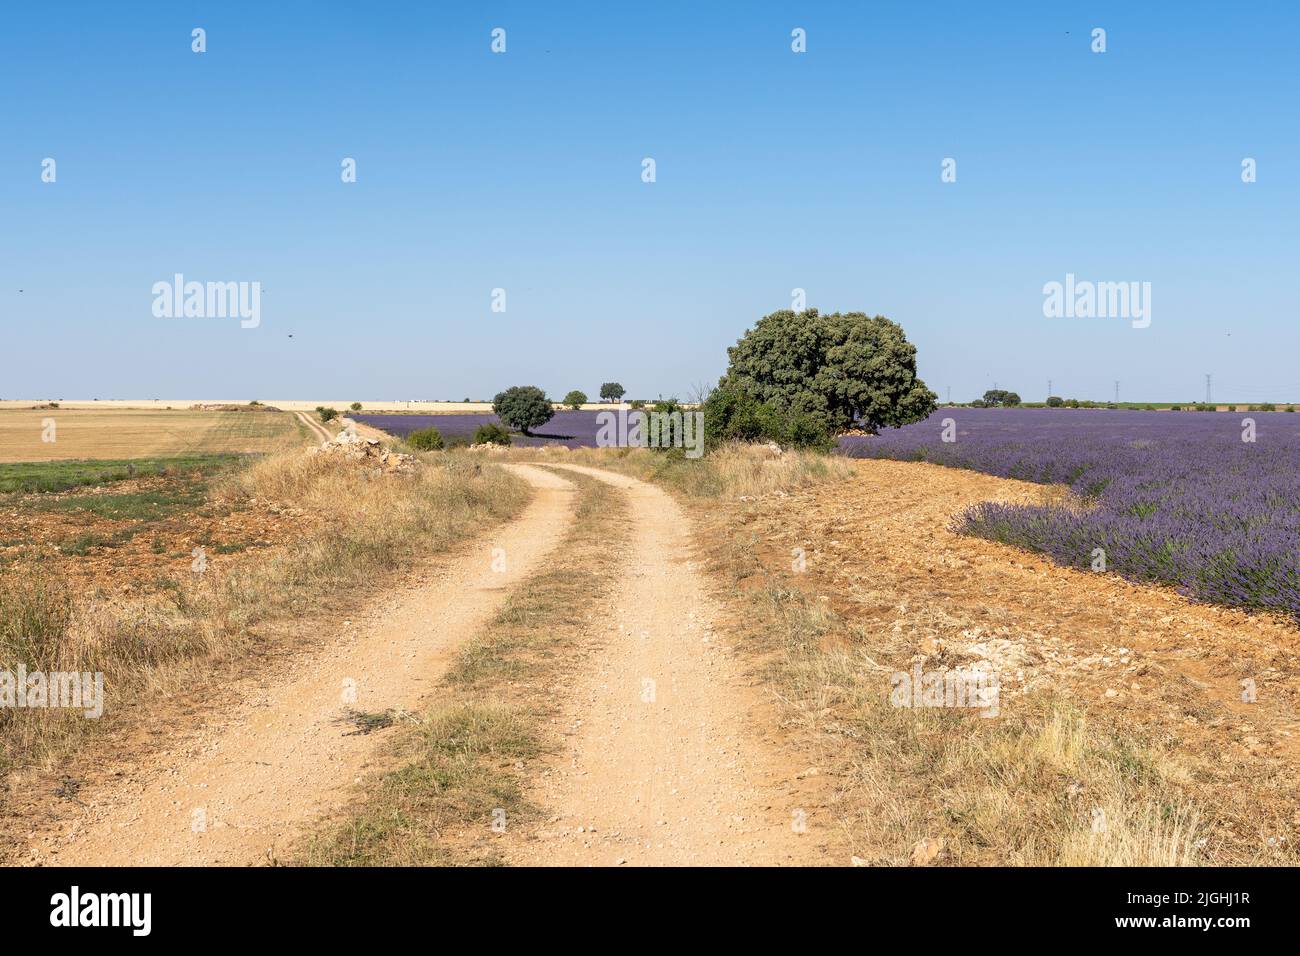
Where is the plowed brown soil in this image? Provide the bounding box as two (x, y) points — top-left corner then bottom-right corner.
(723, 458), (1300, 858)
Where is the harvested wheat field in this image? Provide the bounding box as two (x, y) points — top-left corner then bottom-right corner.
(0, 407), (303, 464)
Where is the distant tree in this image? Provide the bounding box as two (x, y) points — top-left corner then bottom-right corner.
(1046, 395), (1064, 407)
(316, 406), (339, 423)
(493, 385), (554, 435)
(599, 382), (626, 404)
(562, 389), (588, 410)
(720, 309), (935, 434)
(982, 389), (1021, 407)
(350, 402), (362, 411)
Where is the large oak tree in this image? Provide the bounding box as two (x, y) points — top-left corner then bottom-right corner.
(718, 309), (937, 434)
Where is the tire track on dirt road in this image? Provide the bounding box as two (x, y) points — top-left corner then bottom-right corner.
(15, 464), (576, 866)
(507, 464), (827, 866)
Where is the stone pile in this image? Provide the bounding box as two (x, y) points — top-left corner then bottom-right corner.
(312, 429), (419, 473)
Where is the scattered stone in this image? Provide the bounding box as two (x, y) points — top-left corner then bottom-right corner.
(910, 837), (945, 866)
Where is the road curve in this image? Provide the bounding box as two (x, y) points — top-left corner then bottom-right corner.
(18, 464), (576, 866)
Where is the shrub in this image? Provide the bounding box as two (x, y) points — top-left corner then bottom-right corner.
(492, 386), (554, 435)
(350, 402), (362, 411)
(562, 390), (588, 410)
(406, 427), (444, 451)
(628, 399), (646, 409)
(704, 383), (766, 445)
(472, 423), (512, 446)
(704, 382), (834, 451)
(1046, 396), (1064, 407)
(316, 406), (339, 423)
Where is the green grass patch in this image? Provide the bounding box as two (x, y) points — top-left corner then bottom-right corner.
(0, 454), (246, 495)
(34, 483), (208, 522)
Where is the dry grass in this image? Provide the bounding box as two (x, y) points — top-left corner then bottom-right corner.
(706, 556), (1211, 865)
(697, 509), (1232, 866)
(294, 470), (630, 866)
(0, 448), (531, 778)
(0, 408), (302, 464)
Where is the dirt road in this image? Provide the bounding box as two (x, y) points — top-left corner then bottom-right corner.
(505, 464), (825, 866)
(295, 411), (334, 443)
(18, 464), (575, 866)
(10, 460), (822, 867)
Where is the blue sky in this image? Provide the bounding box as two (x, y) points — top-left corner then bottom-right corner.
(3, 1), (1298, 403)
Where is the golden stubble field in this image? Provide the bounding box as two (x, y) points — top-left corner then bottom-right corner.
(0, 407), (303, 463)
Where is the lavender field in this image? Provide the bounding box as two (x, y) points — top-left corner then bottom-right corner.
(354, 411), (606, 448)
(841, 409), (1300, 620)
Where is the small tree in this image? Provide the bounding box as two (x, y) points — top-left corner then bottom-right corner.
(316, 406), (339, 423)
(350, 402), (362, 411)
(562, 389), (588, 410)
(599, 382), (626, 404)
(1046, 395), (1064, 407)
(493, 385), (554, 435)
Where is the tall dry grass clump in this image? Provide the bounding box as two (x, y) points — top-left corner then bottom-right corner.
(214, 452), (528, 622)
